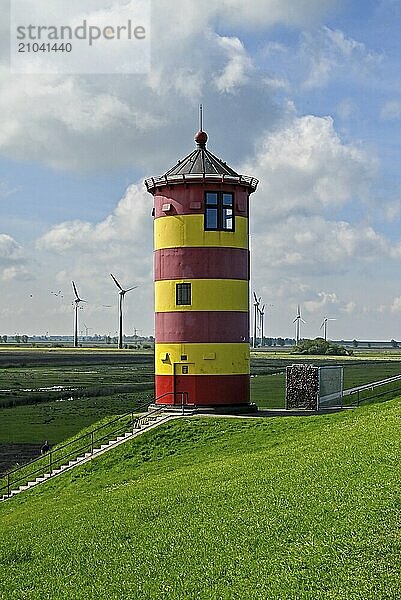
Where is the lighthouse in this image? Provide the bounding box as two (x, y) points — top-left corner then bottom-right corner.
(145, 119), (258, 410)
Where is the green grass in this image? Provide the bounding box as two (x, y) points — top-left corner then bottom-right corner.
(0, 390), (154, 445)
(251, 373), (285, 407)
(343, 361), (401, 388)
(0, 399), (400, 599)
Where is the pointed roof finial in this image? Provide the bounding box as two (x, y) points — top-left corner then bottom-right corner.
(195, 103), (208, 147)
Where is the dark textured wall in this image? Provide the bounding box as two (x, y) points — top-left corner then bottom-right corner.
(286, 364), (319, 410)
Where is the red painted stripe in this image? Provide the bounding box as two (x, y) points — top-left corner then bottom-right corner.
(155, 312), (249, 343)
(153, 183), (249, 218)
(155, 374), (250, 406)
(154, 247), (249, 281)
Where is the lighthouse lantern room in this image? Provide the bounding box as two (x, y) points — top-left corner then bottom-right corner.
(145, 118), (258, 410)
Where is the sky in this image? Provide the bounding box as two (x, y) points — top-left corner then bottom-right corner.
(0, 0), (401, 340)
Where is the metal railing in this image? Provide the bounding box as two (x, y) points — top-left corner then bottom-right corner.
(145, 173), (259, 192)
(1, 391), (189, 500)
(344, 375), (401, 407)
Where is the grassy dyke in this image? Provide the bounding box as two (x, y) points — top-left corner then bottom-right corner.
(0, 399), (400, 599)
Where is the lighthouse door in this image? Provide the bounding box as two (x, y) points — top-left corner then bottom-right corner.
(173, 362), (193, 406)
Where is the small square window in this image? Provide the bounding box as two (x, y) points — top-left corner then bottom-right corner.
(176, 283), (191, 306)
(181, 355), (188, 361)
(182, 366), (189, 374)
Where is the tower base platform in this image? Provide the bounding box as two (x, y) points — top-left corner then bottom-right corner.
(148, 403), (258, 415)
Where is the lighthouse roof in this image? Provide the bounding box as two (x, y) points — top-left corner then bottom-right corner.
(145, 130), (258, 194)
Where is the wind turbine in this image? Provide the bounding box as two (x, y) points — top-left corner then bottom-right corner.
(110, 274), (138, 349)
(259, 304), (274, 347)
(253, 292), (261, 348)
(320, 317), (336, 342)
(293, 305), (306, 345)
(72, 281), (86, 348)
(260, 304), (265, 347)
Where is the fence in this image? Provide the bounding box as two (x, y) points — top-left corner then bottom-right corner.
(344, 374), (401, 407)
(0, 392), (188, 499)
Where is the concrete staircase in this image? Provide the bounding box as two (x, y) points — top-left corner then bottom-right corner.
(1, 411), (175, 502)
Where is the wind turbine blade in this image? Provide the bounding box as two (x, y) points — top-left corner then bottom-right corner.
(110, 273), (124, 292)
(126, 286), (139, 293)
(292, 317), (298, 324)
(301, 319), (306, 324)
(253, 292), (258, 303)
(72, 281), (79, 299)
(320, 322), (324, 329)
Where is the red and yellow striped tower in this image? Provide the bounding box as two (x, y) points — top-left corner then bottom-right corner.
(145, 127), (258, 409)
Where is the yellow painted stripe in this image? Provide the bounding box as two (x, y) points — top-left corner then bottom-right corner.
(154, 215), (248, 250)
(155, 279), (248, 313)
(155, 343), (250, 376)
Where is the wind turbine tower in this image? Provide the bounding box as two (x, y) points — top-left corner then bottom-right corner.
(293, 305), (306, 345)
(320, 317), (336, 342)
(72, 281), (86, 348)
(110, 274), (138, 349)
(253, 293), (261, 349)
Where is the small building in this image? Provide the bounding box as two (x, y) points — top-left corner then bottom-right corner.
(145, 127), (258, 409)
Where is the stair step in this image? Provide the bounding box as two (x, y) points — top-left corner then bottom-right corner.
(1, 414), (173, 501)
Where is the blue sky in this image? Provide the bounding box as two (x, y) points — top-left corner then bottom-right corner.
(0, 0), (401, 339)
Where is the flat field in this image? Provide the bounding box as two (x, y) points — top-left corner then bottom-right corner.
(0, 398), (400, 599)
(1, 349), (401, 471)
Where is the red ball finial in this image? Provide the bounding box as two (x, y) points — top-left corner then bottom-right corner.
(195, 130), (208, 147)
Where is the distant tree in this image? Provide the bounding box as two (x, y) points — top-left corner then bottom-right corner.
(1, 335), (7, 343)
(106, 336), (111, 345)
(352, 339), (359, 348)
(267, 338), (273, 347)
(15, 335), (21, 343)
(294, 338), (350, 356)
(391, 339), (399, 348)
(21, 335), (28, 344)
(276, 337), (285, 347)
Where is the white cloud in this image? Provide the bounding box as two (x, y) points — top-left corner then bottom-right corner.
(213, 36), (253, 93)
(390, 297), (401, 313)
(0, 180), (21, 198)
(246, 115), (376, 222)
(216, 0), (339, 28)
(380, 100), (401, 121)
(253, 215), (388, 277)
(336, 98), (358, 120)
(0, 234), (33, 281)
(301, 27), (382, 89)
(0, 0), (342, 173)
(304, 291), (340, 313)
(38, 183), (153, 284)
